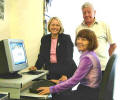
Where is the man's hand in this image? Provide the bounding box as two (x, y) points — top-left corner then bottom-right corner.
(37, 87), (50, 95)
(109, 43), (117, 56)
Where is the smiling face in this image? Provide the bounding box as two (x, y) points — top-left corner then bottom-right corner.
(82, 7), (96, 26)
(75, 29), (98, 52)
(49, 19), (61, 35)
(76, 37), (89, 52)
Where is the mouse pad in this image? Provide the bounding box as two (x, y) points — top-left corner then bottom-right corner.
(29, 79), (56, 93)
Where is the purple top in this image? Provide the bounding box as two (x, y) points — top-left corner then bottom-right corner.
(50, 51), (102, 93)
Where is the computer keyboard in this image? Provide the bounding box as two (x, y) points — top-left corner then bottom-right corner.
(25, 70), (44, 75)
(29, 79), (56, 93)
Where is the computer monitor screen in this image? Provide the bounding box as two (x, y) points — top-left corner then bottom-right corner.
(10, 42), (26, 65)
(0, 39), (28, 78)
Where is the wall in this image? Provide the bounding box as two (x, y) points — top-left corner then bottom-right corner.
(0, 0), (10, 40)
(0, 0), (44, 67)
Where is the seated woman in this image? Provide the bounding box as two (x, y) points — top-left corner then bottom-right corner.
(37, 29), (102, 100)
(29, 17), (77, 80)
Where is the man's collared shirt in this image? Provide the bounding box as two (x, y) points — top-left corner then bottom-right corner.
(76, 20), (114, 71)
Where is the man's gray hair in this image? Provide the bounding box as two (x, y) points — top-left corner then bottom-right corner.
(82, 2), (94, 10)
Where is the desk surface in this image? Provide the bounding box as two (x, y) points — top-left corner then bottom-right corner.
(0, 69), (49, 99)
(21, 89), (50, 99)
(0, 91), (8, 100)
(0, 69), (48, 88)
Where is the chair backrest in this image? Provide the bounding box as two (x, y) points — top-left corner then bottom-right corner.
(98, 54), (117, 100)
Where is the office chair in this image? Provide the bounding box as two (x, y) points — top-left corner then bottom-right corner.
(98, 54), (117, 100)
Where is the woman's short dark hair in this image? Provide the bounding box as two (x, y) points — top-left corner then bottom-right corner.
(75, 29), (98, 51)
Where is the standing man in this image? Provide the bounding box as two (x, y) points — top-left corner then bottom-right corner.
(76, 2), (116, 72)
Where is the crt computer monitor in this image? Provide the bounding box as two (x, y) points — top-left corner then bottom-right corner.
(0, 39), (28, 78)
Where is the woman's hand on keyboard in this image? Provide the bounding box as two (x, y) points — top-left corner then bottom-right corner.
(37, 87), (50, 95)
(50, 80), (59, 84)
(59, 75), (67, 81)
(29, 66), (37, 70)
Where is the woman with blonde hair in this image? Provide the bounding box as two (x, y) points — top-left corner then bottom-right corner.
(29, 17), (77, 80)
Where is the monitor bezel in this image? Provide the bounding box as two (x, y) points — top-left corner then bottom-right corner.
(4, 39), (28, 73)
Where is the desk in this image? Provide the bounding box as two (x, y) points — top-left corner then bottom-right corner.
(0, 69), (49, 99)
(0, 91), (8, 100)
